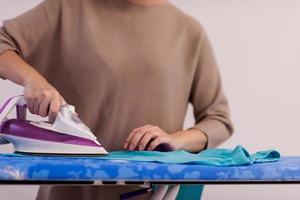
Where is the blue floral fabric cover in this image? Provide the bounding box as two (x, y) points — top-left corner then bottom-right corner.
(0, 145), (290, 182)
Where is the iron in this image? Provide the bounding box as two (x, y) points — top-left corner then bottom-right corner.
(0, 96), (108, 155)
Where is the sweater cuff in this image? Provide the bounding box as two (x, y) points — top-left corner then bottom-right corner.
(192, 119), (232, 148)
(0, 42), (19, 56)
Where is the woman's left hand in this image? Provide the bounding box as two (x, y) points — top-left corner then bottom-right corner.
(123, 125), (182, 151)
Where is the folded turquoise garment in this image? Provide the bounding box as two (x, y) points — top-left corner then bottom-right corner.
(4, 145), (280, 166)
(1, 145), (280, 200)
(98, 145), (280, 166)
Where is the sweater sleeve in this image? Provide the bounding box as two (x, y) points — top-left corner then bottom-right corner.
(0, 0), (60, 58)
(189, 28), (234, 148)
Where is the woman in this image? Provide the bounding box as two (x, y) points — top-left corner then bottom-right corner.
(0, 0), (233, 199)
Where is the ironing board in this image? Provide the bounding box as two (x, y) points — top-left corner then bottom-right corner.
(0, 155), (299, 184)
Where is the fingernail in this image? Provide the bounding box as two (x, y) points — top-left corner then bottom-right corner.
(139, 146), (143, 151)
(129, 144), (133, 151)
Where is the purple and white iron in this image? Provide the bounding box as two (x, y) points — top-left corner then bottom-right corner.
(0, 96), (108, 155)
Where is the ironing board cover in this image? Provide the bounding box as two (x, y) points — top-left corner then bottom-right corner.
(0, 145), (283, 181)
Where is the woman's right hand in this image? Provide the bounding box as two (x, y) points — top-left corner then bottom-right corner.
(23, 75), (65, 120)
(0, 50), (65, 120)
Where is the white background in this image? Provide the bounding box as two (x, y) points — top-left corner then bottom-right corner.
(1, 0), (300, 199)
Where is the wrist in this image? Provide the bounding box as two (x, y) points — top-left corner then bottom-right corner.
(170, 132), (186, 150)
(172, 129), (208, 152)
(188, 128), (208, 149)
(23, 69), (46, 87)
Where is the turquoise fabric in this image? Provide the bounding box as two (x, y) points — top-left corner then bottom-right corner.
(145, 145), (279, 200)
(104, 145), (279, 200)
(7, 145), (280, 166)
(97, 145), (280, 166)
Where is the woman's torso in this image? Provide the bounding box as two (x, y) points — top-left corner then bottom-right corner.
(28, 0), (202, 151)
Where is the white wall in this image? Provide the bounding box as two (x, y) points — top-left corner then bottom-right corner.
(177, 1), (300, 199)
(1, 0), (300, 199)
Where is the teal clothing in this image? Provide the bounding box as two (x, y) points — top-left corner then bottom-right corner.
(7, 145), (280, 165)
(5, 145), (280, 200)
(99, 145), (280, 166)
(125, 145), (279, 200)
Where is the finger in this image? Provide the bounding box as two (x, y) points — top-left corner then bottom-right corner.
(27, 98), (36, 114)
(124, 131), (136, 149)
(128, 126), (155, 150)
(39, 95), (52, 117)
(34, 93), (47, 117)
(130, 131), (149, 151)
(26, 100), (34, 114)
(148, 137), (166, 151)
(33, 98), (41, 114)
(126, 126), (154, 150)
(48, 95), (61, 122)
(60, 96), (67, 105)
(138, 131), (159, 151)
(124, 125), (153, 149)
